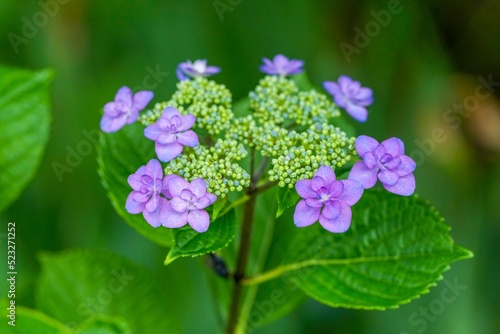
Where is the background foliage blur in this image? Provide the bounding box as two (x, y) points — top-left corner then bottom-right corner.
(1, 0), (499, 333)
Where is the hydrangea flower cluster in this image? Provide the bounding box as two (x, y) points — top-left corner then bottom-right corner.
(101, 55), (416, 234)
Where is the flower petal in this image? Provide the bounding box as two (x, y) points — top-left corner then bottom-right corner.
(381, 137), (405, 157)
(165, 175), (190, 198)
(188, 210), (210, 233)
(155, 142), (183, 162)
(177, 114), (196, 132)
(190, 178), (207, 198)
(348, 161), (378, 189)
(305, 198), (324, 208)
(176, 130), (199, 147)
(127, 173), (143, 191)
(311, 176), (326, 191)
(345, 103), (368, 122)
(378, 170), (399, 186)
(322, 201), (341, 220)
(144, 123), (162, 140)
(162, 174), (175, 198)
(100, 113), (127, 133)
(293, 200), (320, 227)
(314, 166), (336, 183)
(383, 173), (415, 196)
(132, 91), (154, 111)
(142, 198), (169, 228)
(162, 106), (181, 119)
(161, 201), (188, 228)
(295, 180), (315, 199)
(126, 192), (146, 214)
(355, 135), (379, 157)
(323, 81), (340, 96)
(115, 86), (133, 105)
(338, 180), (364, 205)
(145, 159), (163, 181)
(394, 155), (416, 176)
(170, 197), (188, 213)
(157, 133), (176, 145)
(319, 202), (352, 233)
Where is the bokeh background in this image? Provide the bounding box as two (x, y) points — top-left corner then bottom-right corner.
(1, 0), (499, 333)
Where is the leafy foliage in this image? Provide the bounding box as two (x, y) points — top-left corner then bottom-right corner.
(276, 186), (300, 218)
(36, 249), (181, 333)
(165, 209), (237, 264)
(0, 66), (52, 212)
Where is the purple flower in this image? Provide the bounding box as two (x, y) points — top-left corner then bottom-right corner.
(323, 75), (373, 122)
(125, 159), (169, 228)
(176, 59), (221, 81)
(144, 107), (199, 162)
(162, 176), (217, 233)
(101, 86), (154, 133)
(259, 54), (304, 76)
(294, 166), (364, 233)
(349, 135), (416, 196)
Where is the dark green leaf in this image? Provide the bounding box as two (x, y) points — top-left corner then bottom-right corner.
(251, 190), (472, 310)
(276, 186), (300, 218)
(97, 122), (173, 247)
(0, 66), (53, 212)
(36, 249), (182, 333)
(165, 209), (237, 264)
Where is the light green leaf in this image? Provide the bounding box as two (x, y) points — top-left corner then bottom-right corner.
(247, 190), (473, 310)
(97, 122), (173, 247)
(276, 186), (299, 218)
(165, 209), (236, 265)
(75, 315), (132, 334)
(36, 249), (181, 333)
(0, 300), (69, 334)
(0, 66), (53, 212)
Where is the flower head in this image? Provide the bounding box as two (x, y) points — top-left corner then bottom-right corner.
(323, 75), (373, 122)
(176, 59), (221, 81)
(125, 159), (169, 227)
(144, 107), (199, 162)
(259, 54), (304, 76)
(100, 86), (154, 133)
(162, 176), (217, 233)
(294, 166), (363, 233)
(349, 135), (416, 196)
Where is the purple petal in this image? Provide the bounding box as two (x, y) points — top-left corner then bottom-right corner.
(274, 54), (288, 66)
(144, 123), (162, 141)
(205, 193), (217, 206)
(323, 81), (340, 96)
(132, 91), (154, 111)
(155, 142), (184, 162)
(394, 155), (416, 177)
(384, 155), (401, 170)
(145, 193), (160, 212)
(195, 196), (211, 209)
(328, 180), (344, 198)
(322, 201), (341, 220)
(293, 200), (320, 227)
(177, 114), (196, 132)
(126, 192), (146, 214)
(100, 113), (127, 133)
(345, 103), (368, 122)
(176, 130), (199, 147)
(354, 87), (373, 102)
(190, 178), (207, 198)
(162, 106), (181, 119)
(337, 180), (364, 205)
(143, 198), (168, 228)
(338, 75), (353, 90)
(157, 133), (176, 145)
(311, 176), (326, 191)
(133, 191), (151, 203)
(355, 135), (379, 157)
(295, 180), (315, 199)
(314, 166), (336, 183)
(188, 210), (210, 233)
(378, 170), (399, 186)
(162, 174), (175, 198)
(305, 198), (324, 208)
(363, 152), (378, 169)
(161, 202), (188, 228)
(104, 102), (120, 117)
(170, 197), (188, 213)
(374, 144), (386, 159)
(204, 66), (221, 75)
(381, 137), (405, 157)
(319, 202), (352, 233)
(127, 174), (143, 191)
(383, 173), (415, 196)
(115, 86), (133, 105)
(145, 159), (163, 180)
(348, 161), (378, 189)
(176, 67), (189, 81)
(166, 175), (190, 198)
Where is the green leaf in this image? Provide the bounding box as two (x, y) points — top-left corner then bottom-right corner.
(0, 66), (53, 212)
(276, 186), (300, 218)
(165, 209), (237, 265)
(36, 249), (182, 333)
(75, 315), (132, 334)
(0, 300), (69, 334)
(249, 190), (473, 310)
(97, 122), (173, 247)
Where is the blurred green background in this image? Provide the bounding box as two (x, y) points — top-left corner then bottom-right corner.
(1, 0), (499, 333)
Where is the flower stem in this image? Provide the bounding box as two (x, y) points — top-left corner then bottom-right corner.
(226, 190), (257, 334)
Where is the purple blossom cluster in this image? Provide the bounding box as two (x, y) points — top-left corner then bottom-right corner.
(126, 159), (217, 232)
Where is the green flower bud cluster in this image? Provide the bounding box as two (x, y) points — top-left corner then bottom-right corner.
(249, 75), (340, 126)
(139, 77), (233, 136)
(164, 139), (250, 197)
(266, 123), (355, 188)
